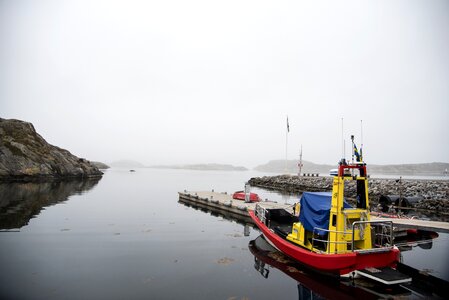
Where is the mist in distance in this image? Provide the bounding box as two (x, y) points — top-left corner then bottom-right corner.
(1, 0), (448, 168)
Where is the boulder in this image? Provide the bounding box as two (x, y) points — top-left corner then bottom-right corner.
(0, 118), (103, 180)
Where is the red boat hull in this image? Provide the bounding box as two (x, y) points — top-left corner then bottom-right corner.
(249, 210), (400, 275)
(232, 191), (260, 202)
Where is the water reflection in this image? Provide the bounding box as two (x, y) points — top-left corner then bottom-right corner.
(249, 235), (412, 300)
(395, 229), (439, 252)
(0, 178), (101, 230)
(178, 197), (254, 235)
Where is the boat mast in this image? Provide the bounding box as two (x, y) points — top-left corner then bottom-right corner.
(298, 145), (303, 176)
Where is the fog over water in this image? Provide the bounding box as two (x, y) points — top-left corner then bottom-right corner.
(1, 0), (448, 167)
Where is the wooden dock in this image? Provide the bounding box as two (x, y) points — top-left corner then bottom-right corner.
(178, 191), (449, 234)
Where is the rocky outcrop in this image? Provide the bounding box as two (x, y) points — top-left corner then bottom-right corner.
(254, 160), (333, 174)
(0, 118), (103, 180)
(109, 160), (145, 168)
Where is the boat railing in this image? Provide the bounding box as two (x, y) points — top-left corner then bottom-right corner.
(312, 228), (352, 254)
(312, 220), (394, 254)
(352, 220), (394, 253)
(254, 204), (267, 225)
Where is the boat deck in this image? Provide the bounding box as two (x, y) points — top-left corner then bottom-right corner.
(357, 267), (412, 285)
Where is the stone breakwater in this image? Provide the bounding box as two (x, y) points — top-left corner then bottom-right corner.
(248, 175), (449, 211)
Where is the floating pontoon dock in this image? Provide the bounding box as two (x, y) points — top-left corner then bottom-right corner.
(178, 191), (293, 217)
(178, 191), (449, 234)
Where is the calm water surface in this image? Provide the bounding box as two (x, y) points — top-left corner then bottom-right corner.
(0, 168), (447, 299)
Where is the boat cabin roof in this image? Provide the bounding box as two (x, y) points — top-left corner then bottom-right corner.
(299, 192), (352, 234)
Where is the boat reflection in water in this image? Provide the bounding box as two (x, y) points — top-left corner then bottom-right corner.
(249, 235), (415, 300)
(178, 190), (445, 298)
(0, 178), (101, 230)
(394, 229), (439, 252)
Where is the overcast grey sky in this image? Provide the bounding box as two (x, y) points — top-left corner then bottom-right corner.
(1, 0), (448, 167)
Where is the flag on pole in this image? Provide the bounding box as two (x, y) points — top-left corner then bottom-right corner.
(354, 143), (361, 162)
(287, 116), (290, 133)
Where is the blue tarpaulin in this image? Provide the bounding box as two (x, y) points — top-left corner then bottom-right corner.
(299, 192), (352, 235)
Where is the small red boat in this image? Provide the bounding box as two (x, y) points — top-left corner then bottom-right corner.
(249, 157), (401, 276)
(232, 191), (261, 202)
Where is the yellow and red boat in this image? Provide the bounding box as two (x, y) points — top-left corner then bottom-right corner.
(249, 159), (400, 275)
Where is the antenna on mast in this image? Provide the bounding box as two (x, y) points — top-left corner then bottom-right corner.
(298, 145), (303, 177)
(285, 115), (289, 173)
(341, 118), (344, 159)
(360, 120), (364, 162)
(351, 135), (355, 163)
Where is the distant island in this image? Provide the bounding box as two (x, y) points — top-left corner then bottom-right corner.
(107, 161), (247, 171)
(149, 163), (248, 171)
(368, 162), (449, 176)
(0, 118), (103, 181)
(109, 160), (146, 168)
(255, 159), (449, 176)
(108, 158), (448, 175)
(255, 160), (334, 174)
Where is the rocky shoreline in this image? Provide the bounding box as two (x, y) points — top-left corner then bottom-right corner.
(248, 175), (449, 212)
